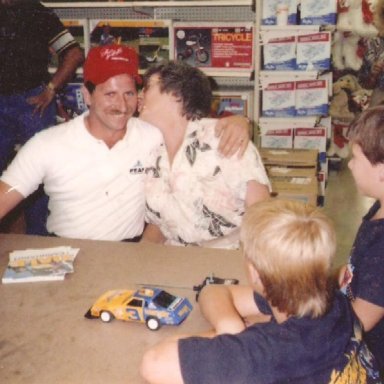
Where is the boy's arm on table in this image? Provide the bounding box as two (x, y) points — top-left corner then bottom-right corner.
(199, 284), (261, 335)
(139, 285), (256, 384)
(140, 335), (184, 384)
(141, 223), (166, 244)
(215, 115), (251, 158)
(0, 181), (24, 220)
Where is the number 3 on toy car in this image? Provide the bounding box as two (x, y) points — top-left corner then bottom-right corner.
(126, 308), (140, 320)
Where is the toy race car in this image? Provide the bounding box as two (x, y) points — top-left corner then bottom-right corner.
(84, 287), (193, 331)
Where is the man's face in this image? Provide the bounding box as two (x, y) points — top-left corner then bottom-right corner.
(348, 142), (383, 198)
(83, 73), (138, 134)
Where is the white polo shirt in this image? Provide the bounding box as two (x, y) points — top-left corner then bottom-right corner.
(1, 114), (163, 240)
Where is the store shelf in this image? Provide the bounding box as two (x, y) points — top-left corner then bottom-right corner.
(43, 1), (253, 8)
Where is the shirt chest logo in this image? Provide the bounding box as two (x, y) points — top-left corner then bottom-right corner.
(129, 160), (145, 174)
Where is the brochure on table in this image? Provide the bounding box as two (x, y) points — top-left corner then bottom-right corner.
(2, 246), (79, 284)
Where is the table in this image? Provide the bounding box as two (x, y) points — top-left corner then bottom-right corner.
(0, 234), (245, 384)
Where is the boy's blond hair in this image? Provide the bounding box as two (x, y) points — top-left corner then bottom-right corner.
(240, 199), (336, 318)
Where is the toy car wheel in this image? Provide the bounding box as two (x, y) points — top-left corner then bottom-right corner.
(100, 311), (114, 323)
(146, 317), (161, 331)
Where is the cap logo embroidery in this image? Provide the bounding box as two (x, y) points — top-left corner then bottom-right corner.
(101, 47), (125, 61)
(110, 57), (130, 62)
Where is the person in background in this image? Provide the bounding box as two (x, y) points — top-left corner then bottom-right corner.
(99, 24), (116, 46)
(0, 45), (251, 241)
(0, 0), (84, 234)
(339, 106), (384, 375)
(140, 199), (381, 384)
(140, 61), (270, 249)
(358, 36), (384, 106)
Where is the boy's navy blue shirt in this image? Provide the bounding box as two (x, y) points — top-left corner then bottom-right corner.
(178, 291), (380, 383)
(346, 200), (384, 371)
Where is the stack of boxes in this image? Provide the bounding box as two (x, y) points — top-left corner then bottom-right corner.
(260, 148), (319, 206)
(258, 0), (336, 206)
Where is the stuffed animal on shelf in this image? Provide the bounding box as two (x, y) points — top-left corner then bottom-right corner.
(329, 74), (361, 121)
(351, 88), (373, 111)
(337, 0), (377, 36)
(374, 0), (384, 36)
(332, 31), (363, 70)
(327, 122), (351, 158)
(333, 0), (378, 70)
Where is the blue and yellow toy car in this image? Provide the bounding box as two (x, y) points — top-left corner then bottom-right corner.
(85, 287), (193, 331)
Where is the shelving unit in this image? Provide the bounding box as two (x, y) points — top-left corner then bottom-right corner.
(44, 0), (259, 134)
(254, 0), (337, 205)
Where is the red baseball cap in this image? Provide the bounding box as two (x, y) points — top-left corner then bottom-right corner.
(83, 44), (142, 85)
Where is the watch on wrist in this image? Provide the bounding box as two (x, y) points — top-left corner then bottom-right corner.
(46, 81), (56, 93)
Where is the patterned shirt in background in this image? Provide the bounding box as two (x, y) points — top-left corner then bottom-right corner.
(359, 37), (384, 91)
(145, 118), (271, 249)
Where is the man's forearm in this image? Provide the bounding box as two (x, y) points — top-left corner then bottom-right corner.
(0, 182), (24, 220)
(51, 46), (84, 91)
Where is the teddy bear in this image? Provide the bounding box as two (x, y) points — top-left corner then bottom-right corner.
(327, 122), (351, 158)
(332, 31), (363, 70)
(329, 74), (361, 121)
(337, 0), (377, 36)
(333, 0), (378, 70)
(329, 74), (364, 158)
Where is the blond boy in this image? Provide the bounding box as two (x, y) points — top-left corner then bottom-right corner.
(140, 200), (380, 383)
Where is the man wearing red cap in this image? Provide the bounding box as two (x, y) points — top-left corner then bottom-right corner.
(0, 45), (251, 241)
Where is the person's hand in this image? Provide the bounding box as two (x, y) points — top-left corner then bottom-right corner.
(215, 115), (251, 158)
(27, 86), (56, 117)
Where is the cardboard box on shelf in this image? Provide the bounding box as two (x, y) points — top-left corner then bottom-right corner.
(260, 128), (294, 149)
(259, 148), (318, 168)
(260, 148), (319, 206)
(266, 165), (317, 179)
(270, 175), (319, 206)
(294, 127), (327, 152)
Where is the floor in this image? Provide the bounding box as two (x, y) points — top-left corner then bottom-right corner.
(1, 159), (372, 268)
(323, 160), (374, 267)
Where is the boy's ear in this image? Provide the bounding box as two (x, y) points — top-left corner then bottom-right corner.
(246, 260), (263, 290)
(378, 163), (384, 182)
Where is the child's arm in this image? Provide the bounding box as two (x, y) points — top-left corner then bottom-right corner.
(140, 335), (184, 384)
(338, 264), (384, 332)
(351, 298), (384, 332)
(140, 285), (262, 383)
(199, 284), (261, 335)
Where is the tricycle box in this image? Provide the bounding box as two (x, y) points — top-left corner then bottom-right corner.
(173, 22), (253, 72)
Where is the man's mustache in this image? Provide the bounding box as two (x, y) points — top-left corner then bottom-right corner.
(110, 110), (129, 116)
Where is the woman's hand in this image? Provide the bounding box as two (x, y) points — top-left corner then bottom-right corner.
(215, 115), (251, 158)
